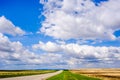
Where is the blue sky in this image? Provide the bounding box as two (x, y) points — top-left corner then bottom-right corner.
(0, 0), (120, 70)
(0, 0), (41, 32)
(0, 0), (119, 46)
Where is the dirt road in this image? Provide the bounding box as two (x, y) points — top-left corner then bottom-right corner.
(0, 70), (63, 80)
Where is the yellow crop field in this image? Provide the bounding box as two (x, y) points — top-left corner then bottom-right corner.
(71, 68), (120, 80)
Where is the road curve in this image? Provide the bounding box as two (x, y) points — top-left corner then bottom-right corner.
(0, 70), (63, 80)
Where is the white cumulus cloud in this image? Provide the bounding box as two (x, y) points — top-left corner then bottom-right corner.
(40, 0), (120, 40)
(33, 41), (62, 52)
(0, 33), (65, 69)
(0, 33), (36, 65)
(0, 16), (25, 36)
(33, 41), (120, 68)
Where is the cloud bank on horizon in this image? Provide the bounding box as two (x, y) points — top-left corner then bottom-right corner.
(0, 0), (120, 69)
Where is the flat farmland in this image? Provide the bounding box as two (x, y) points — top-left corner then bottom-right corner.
(47, 70), (100, 80)
(71, 68), (120, 80)
(0, 70), (56, 78)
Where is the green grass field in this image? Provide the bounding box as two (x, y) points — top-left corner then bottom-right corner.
(0, 70), (56, 78)
(47, 70), (101, 80)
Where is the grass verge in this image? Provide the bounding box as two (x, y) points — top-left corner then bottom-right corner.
(0, 70), (56, 78)
(47, 70), (101, 80)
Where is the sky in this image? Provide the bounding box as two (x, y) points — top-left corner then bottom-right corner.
(0, 0), (120, 70)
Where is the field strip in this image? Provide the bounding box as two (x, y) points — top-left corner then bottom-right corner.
(0, 70), (63, 80)
(71, 69), (120, 80)
(47, 70), (100, 80)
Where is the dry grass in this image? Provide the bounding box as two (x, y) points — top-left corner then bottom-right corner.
(0, 70), (56, 78)
(71, 68), (120, 80)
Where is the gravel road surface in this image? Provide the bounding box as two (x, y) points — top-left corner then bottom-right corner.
(0, 70), (63, 80)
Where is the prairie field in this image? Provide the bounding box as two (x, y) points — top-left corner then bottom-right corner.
(71, 68), (120, 80)
(0, 70), (56, 78)
(47, 70), (100, 80)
